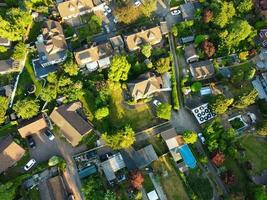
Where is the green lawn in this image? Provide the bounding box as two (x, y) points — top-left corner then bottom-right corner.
(0, 48), (13, 60)
(152, 156), (190, 200)
(15, 53), (42, 101)
(109, 83), (157, 131)
(239, 135), (267, 174)
(0, 121), (18, 138)
(143, 174), (154, 192)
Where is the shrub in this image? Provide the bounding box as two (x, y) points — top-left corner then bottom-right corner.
(191, 82), (202, 92)
(156, 103), (172, 120)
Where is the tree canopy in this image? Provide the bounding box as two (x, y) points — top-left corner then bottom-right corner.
(156, 103), (172, 120)
(183, 130), (198, 144)
(13, 99), (40, 119)
(141, 44), (152, 58)
(102, 125), (135, 149)
(40, 85), (57, 102)
(62, 53), (79, 76)
(233, 89), (258, 109)
(108, 55), (131, 82)
(0, 96), (9, 124)
(236, 0), (253, 13)
(12, 42), (27, 61)
(82, 175), (105, 200)
(155, 57), (171, 74)
(95, 107), (109, 120)
(209, 94), (234, 115)
(256, 120), (267, 136)
(212, 1), (236, 28)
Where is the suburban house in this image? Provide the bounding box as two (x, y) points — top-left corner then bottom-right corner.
(50, 101), (93, 147)
(18, 115), (48, 138)
(252, 72), (267, 101)
(127, 72), (171, 101)
(180, 3), (195, 20)
(74, 42), (113, 72)
(101, 153), (126, 183)
(189, 60), (215, 81)
(161, 128), (196, 169)
(0, 135), (25, 173)
(124, 26), (164, 51)
(109, 35), (125, 53)
(0, 59), (20, 74)
(57, 0), (104, 26)
(259, 29), (267, 47)
(35, 20), (67, 68)
(0, 37), (11, 47)
(121, 145), (158, 170)
(184, 44), (199, 63)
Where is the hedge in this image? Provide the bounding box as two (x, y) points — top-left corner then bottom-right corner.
(171, 64), (180, 111)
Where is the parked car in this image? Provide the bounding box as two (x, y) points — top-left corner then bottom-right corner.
(44, 129), (55, 141)
(171, 9), (181, 16)
(104, 5), (112, 13)
(113, 17), (118, 24)
(27, 135), (36, 148)
(104, 25), (110, 33)
(153, 99), (162, 107)
(134, 0), (141, 7)
(24, 159), (36, 171)
(198, 133), (205, 144)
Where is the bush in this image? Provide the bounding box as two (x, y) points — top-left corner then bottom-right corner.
(156, 103), (172, 120)
(191, 82), (202, 92)
(171, 67), (179, 110)
(229, 118), (245, 130)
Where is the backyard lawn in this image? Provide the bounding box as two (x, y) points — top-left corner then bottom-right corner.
(239, 135), (267, 174)
(143, 173), (154, 193)
(109, 83), (157, 131)
(152, 155), (190, 200)
(15, 53), (42, 101)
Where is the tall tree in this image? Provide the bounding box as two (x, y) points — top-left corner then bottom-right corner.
(114, 6), (140, 24)
(40, 85), (57, 102)
(211, 151), (225, 166)
(256, 120), (267, 136)
(213, 1), (236, 28)
(233, 89), (258, 109)
(104, 191), (117, 200)
(108, 55), (131, 82)
(156, 103), (172, 120)
(183, 130), (198, 144)
(102, 125), (135, 149)
(95, 107), (109, 120)
(202, 40), (216, 58)
(140, 0), (157, 17)
(237, 0), (253, 13)
(62, 53), (79, 76)
(141, 44), (152, 58)
(155, 57), (171, 74)
(130, 171), (144, 189)
(0, 96), (9, 124)
(13, 99), (40, 119)
(12, 42), (27, 61)
(203, 9), (213, 23)
(209, 94), (234, 115)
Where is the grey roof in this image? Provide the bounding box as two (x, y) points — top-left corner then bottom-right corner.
(0, 37), (10, 46)
(180, 3), (195, 20)
(0, 135), (13, 152)
(101, 153), (126, 181)
(180, 36), (195, 44)
(0, 59), (18, 73)
(160, 128), (177, 141)
(121, 145), (158, 170)
(160, 21), (168, 35)
(189, 60), (215, 80)
(109, 35), (124, 49)
(32, 59), (58, 78)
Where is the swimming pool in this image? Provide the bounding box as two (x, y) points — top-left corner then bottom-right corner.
(179, 144), (197, 169)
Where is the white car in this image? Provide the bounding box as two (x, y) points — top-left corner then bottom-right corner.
(24, 159), (36, 171)
(104, 5), (112, 13)
(153, 99), (162, 107)
(171, 9), (181, 16)
(113, 17), (118, 24)
(104, 11), (108, 16)
(134, 0), (141, 7)
(104, 25), (110, 33)
(198, 133), (205, 144)
(45, 129), (55, 141)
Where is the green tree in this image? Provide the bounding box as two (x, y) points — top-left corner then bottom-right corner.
(95, 107), (109, 120)
(108, 55), (131, 82)
(155, 57), (171, 74)
(62, 53), (79, 76)
(237, 0), (253, 13)
(82, 175), (104, 200)
(140, 0), (157, 17)
(156, 103), (172, 120)
(171, 26), (178, 37)
(40, 85), (57, 102)
(209, 94), (234, 115)
(0, 46), (7, 53)
(141, 44), (152, 58)
(245, 67), (256, 80)
(0, 96), (8, 124)
(13, 99), (40, 119)
(256, 120), (267, 136)
(114, 6), (141, 24)
(0, 8), (32, 41)
(0, 182), (17, 200)
(104, 190), (117, 200)
(183, 130), (198, 144)
(47, 72), (58, 84)
(12, 42), (27, 61)
(213, 1), (236, 28)
(102, 125), (135, 149)
(191, 82), (202, 92)
(233, 89), (258, 109)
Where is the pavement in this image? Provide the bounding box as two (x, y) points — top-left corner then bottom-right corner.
(149, 172), (168, 200)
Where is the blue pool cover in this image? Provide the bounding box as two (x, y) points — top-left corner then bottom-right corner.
(179, 144), (197, 168)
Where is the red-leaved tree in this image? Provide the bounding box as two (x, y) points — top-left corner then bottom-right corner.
(211, 151), (225, 166)
(203, 9), (213, 23)
(202, 40), (216, 58)
(130, 171), (144, 189)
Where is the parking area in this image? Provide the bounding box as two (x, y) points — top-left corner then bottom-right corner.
(29, 132), (61, 163)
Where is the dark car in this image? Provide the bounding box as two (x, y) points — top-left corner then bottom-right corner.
(27, 135), (36, 148)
